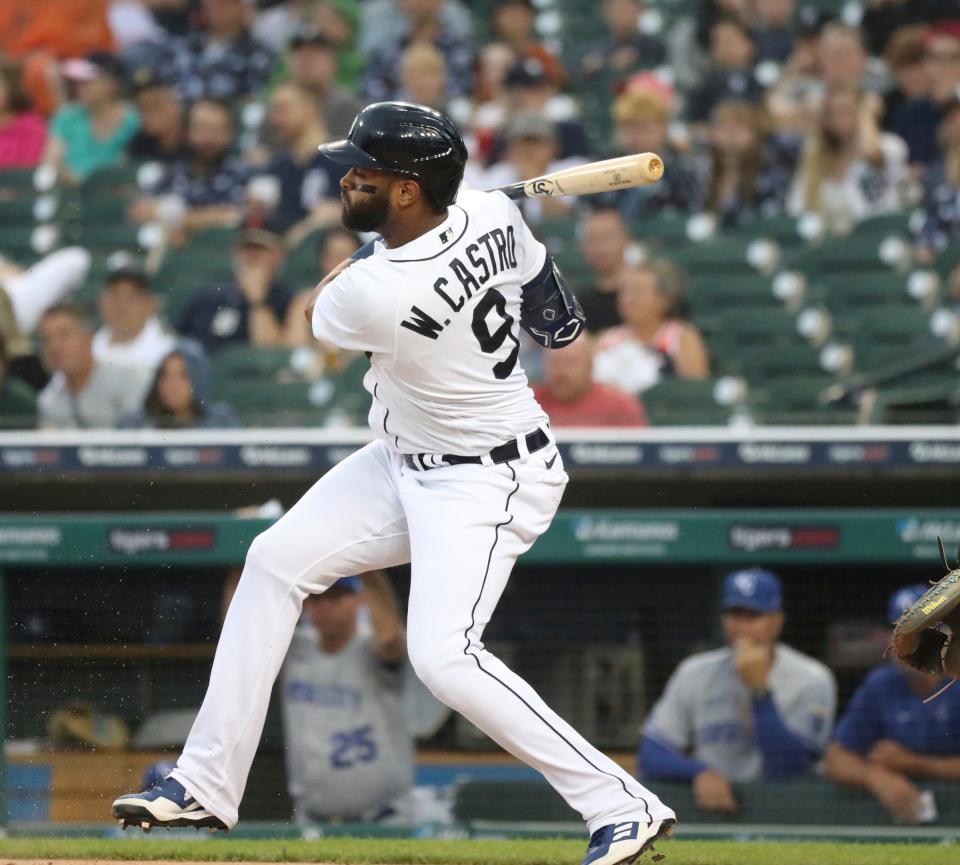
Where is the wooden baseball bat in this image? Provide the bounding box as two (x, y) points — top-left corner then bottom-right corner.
(348, 153), (664, 258)
(491, 152), (664, 200)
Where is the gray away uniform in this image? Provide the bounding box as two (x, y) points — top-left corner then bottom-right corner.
(281, 626), (414, 821)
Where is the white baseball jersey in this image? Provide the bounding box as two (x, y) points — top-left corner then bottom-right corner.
(172, 187), (675, 837)
(281, 625), (413, 820)
(312, 189), (549, 454)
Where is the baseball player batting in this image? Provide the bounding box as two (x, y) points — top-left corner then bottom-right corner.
(112, 102), (675, 864)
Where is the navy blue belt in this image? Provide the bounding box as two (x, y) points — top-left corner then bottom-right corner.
(403, 428), (551, 471)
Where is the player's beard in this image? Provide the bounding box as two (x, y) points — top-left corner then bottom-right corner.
(341, 190), (390, 232)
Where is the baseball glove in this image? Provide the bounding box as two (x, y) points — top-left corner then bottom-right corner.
(890, 537), (960, 701)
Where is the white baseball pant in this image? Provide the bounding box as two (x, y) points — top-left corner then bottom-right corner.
(173, 439), (672, 832)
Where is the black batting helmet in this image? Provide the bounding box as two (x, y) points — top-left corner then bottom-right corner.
(318, 101), (467, 208)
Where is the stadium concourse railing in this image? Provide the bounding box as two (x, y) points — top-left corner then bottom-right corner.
(4, 423), (960, 475)
(3, 426), (960, 840)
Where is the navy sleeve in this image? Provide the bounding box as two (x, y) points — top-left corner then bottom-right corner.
(834, 673), (885, 756)
(638, 735), (709, 783)
(752, 695), (818, 780)
(268, 282), (294, 319)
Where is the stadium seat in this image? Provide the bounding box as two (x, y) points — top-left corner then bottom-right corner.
(641, 378), (732, 426)
(816, 272), (914, 310)
(705, 306), (801, 348)
(211, 344), (295, 387)
(686, 274), (779, 316)
(218, 379), (324, 426)
(670, 238), (771, 277)
(722, 344), (827, 382)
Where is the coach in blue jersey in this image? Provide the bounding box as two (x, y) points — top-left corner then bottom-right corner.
(824, 584), (960, 824)
(639, 569), (836, 814)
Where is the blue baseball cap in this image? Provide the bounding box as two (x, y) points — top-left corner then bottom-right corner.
(722, 568), (783, 614)
(887, 584), (928, 625)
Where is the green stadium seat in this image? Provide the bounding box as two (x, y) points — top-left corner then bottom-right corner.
(0, 168), (37, 198)
(814, 275), (921, 322)
(870, 381), (960, 425)
(784, 235), (893, 277)
(705, 306), (800, 348)
(211, 344), (295, 387)
(723, 344), (826, 382)
(281, 228), (326, 291)
(630, 212), (690, 244)
(670, 239), (765, 277)
(846, 308), (937, 370)
(641, 378), (732, 426)
(219, 379), (326, 427)
(686, 274), (778, 315)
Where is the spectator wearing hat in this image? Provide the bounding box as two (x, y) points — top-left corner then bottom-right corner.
(118, 339), (239, 430)
(281, 571), (415, 824)
(498, 58), (591, 161)
(155, 0), (274, 103)
(130, 97), (249, 239)
(285, 28), (363, 139)
(175, 219), (296, 354)
(483, 111), (586, 223)
(361, 0), (474, 102)
(93, 265), (176, 376)
(259, 80), (345, 236)
(578, 0), (666, 85)
(639, 568), (836, 814)
(0, 61), (46, 169)
(532, 335), (647, 428)
(37, 302), (149, 429)
(44, 52), (140, 183)
(824, 584), (960, 825)
(490, 0), (566, 89)
(126, 69), (188, 164)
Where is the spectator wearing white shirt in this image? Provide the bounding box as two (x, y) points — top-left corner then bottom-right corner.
(93, 265), (175, 376)
(593, 260), (710, 395)
(788, 86), (909, 235)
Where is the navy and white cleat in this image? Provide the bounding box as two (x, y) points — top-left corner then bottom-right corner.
(581, 819), (676, 865)
(112, 776), (228, 831)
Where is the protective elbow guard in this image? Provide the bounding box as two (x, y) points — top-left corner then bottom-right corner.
(520, 257), (586, 349)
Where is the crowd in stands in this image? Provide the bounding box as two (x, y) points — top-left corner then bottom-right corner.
(1, 0), (960, 429)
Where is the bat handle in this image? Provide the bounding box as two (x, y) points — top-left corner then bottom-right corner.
(350, 238), (378, 260)
(486, 182), (526, 201)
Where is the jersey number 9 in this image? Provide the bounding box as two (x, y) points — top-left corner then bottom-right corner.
(472, 289), (520, 380)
